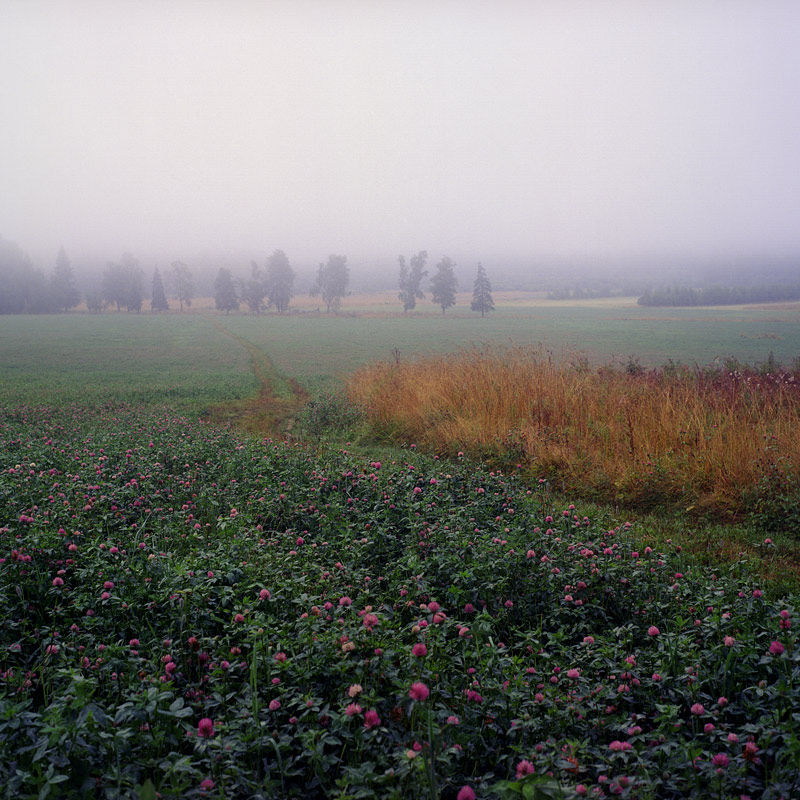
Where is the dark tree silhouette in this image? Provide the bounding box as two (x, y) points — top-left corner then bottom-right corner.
(151, 267), (169, 312)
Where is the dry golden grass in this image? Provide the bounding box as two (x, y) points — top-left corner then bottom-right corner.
(347, 346), (800, 514)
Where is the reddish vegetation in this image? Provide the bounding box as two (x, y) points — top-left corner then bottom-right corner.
(348, 347), (800, 514)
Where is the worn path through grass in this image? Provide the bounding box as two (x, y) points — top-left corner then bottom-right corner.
(203, 316), (308, 437)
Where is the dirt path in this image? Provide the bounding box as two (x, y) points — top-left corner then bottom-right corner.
(203, 317), (309, 438)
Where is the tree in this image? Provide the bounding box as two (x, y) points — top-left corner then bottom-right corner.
(398, 250), (428, 313)
(311, 254), (349, 313)
(265, 249), (295, 312)
(471, 262), (494, 317)
(169, 261), (195, 311)
(0, 235), (45, 313)
(430, 256), (458, 315)
(242, 260), (266, 313)
(50, 247), (80, 312)
(85, 288), (103, 313)
(103, 253), (142, 312)
(151, 267), (169, 311)
(214, 268), (239, 314)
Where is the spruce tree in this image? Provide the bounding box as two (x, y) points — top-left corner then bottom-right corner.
(470, 262), (494, 318)
(151, 267), (169, 311)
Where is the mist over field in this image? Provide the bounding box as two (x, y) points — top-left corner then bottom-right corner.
(1, 0), (800, 291)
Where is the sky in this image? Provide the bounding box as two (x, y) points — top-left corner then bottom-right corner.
(2, 0), (800, 278)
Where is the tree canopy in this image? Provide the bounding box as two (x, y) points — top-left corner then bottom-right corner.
(169, 261), (195, 311)
(214, 268), (239, 314)
(311, 254), (349, 313)
(430, 256), (458, 314)
(265, 249), (295, 313)
(398, 250), (428, 313)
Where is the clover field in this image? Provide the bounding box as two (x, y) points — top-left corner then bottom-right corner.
(1, 402), (798, 799)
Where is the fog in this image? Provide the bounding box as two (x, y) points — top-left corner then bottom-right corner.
(2, 0), (799, 285)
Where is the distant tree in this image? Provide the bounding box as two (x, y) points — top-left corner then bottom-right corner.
(398, 250), (428, 313)
(50, 247), (80, 312)
(242, 260), (266, 313)
(151, 267), (169, 312)
(311, 254), (349, 313)
(265, 249), (295, 313)
(471, 262), (494, 317)
(0, 235), (38, 313)
(85, 288), (103, 313)
(430, 256), (458, 315)
(169, 261), (195, 311)
(214, 268), (239, 314)
(103, 254), (142, 312)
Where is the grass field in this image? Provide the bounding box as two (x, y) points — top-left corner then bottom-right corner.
(2, 298), (799, 798)
(4, 295), (797, 402)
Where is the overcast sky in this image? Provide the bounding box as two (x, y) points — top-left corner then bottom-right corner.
(2, 0), (799, 273)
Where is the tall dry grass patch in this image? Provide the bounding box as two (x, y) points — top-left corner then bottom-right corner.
(347, 347), (800, 513)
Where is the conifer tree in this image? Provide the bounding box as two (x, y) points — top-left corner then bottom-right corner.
(151, 267), (169, 311)
(471, 262), (494, 318)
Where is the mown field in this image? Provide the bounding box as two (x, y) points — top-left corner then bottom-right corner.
(1, 300), (799, 799)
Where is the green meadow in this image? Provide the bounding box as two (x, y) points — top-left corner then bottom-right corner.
(3, 296), (796, 403)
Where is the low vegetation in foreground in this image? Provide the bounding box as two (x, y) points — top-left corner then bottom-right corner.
(347, 348), (800, 521)
(1, 403), (798, 799)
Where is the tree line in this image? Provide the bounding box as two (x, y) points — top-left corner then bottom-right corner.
(637, 283), (800, 307)
(396, 251), (494, 316)
(1, 234), (494, 316)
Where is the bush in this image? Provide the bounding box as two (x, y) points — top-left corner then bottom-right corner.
(299, 389), (363, 438)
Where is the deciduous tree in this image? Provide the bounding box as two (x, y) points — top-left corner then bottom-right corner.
(311, 254), (349, 313)
(242, 260), (266, 313)
(214, 268), (239, 314)
(398, 250), (428, 313)
(169, 261), (195, 311)
(265, 249), (295, 312)
(430, 256), (458, 315)
(50, 247), (80, 312)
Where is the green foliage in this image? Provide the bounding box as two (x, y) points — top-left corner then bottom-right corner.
(1, 402), (799, 798)
(299, 390), (363, 438)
